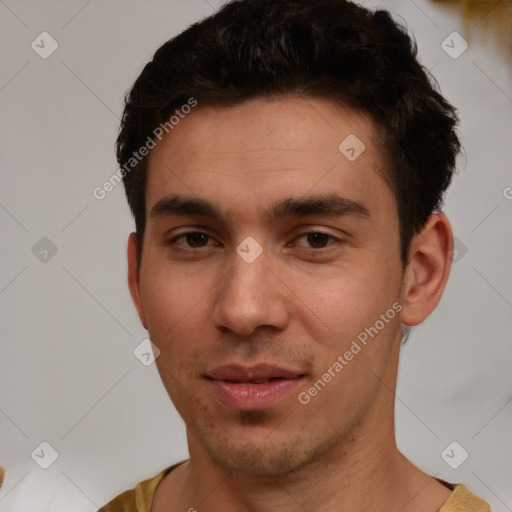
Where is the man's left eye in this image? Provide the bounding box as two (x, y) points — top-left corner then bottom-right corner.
(294, 232), (338, 249)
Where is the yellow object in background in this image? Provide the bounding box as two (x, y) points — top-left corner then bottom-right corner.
(432, 0), (512, 56)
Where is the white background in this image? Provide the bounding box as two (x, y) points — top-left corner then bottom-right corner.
(0, 0), (511, 510)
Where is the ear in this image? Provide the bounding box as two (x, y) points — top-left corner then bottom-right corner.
(127, 232), (148, 329)
(400, 212), (453, 326)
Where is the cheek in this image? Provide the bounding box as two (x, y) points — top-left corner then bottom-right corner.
(298, 299), (401, 423)
(139, 262), (212, 349)
(290, 261), (402, 346)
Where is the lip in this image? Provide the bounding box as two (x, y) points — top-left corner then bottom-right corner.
(206, 363), (303, 382)
(205, 363), (305, 411)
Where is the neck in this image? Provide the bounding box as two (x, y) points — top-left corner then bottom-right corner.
(185, 415), (406, 512)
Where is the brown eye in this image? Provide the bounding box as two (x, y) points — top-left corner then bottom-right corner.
(292, 231), (339, 251)
(185, 232), (209, 247)
(306, 232), (331, 248)
(168, 231), (219, 251)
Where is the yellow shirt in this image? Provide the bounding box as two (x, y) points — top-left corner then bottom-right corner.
(98, 461), (490, 512)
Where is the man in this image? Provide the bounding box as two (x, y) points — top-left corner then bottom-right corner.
(99, 0), (490, 510)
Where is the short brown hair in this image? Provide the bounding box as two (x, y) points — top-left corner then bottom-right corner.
(116, 0), (461, 263)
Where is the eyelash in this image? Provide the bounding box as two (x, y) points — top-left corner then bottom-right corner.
(167, 231), (340, 251)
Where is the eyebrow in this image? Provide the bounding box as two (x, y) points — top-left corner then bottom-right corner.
(150, 193), (369, 223)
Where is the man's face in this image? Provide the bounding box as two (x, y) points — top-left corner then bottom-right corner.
(134, 96), (406, 476)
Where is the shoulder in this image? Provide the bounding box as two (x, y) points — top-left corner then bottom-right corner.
(97, 461), (187, 512)
(439, 483), (490, 512)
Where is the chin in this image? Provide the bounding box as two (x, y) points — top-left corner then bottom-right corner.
(190, 417), (333, 477)
(210, 441), (317, 477)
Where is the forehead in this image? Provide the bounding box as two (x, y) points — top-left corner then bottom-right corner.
(145, 96), (391, 218)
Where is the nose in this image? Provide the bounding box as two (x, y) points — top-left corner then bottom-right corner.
(212, 248), (290, 336)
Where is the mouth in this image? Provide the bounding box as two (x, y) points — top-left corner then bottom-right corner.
(205, 363), (305, 411)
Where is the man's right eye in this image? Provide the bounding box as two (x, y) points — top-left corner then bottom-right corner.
(169, 232), (213, 248)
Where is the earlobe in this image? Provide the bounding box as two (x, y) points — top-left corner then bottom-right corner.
(400, 212), (453, 326)
(127, 232), (148, 329)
